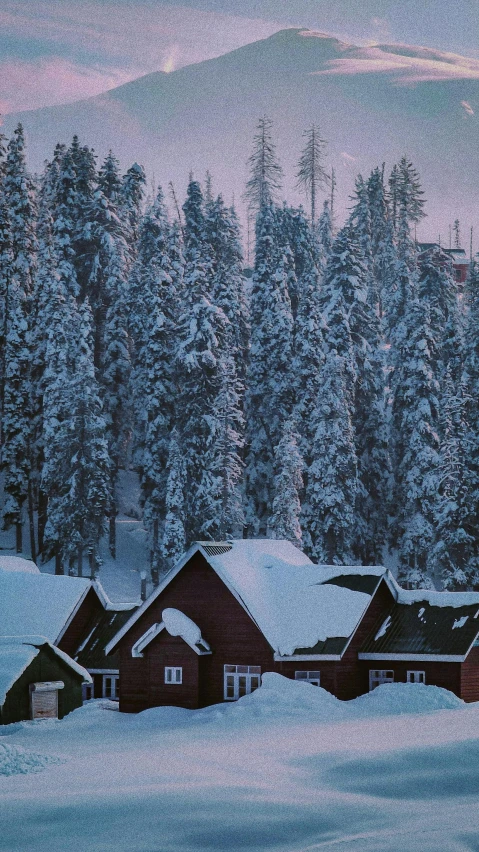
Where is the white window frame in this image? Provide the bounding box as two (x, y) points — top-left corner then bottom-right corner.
(295, 670), (321, 686)
(407, 670), (426, 684)
(103, 674), (119, 699)
(164, 666), (183, 685)
(224, 665), (261, 700)
(369, 669), (394, 691)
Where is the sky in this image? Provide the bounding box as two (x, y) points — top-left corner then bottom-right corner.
(1, 0), (479, 113)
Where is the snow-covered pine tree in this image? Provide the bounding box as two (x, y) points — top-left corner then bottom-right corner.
(68, 137), (97, 301)
(429, 369), (476, 589)
(244, 117), (283, 212)
(268, 419), (303, 548)
(42, 299), (110, 575)
(86, 151), (131, 555)
(296, 125), (329, 224)
(315, 198), (333, 271)
(1, 125), (37, 552)
(174, 179), (234, 546)
(245, 202), (295, 535)
(161, 429), (186, 573)
(120, 162), (146, 258)
(205, 194), (249, 383)
(417, 246), (461, 382)
(128, 186), (175, 473)
(459, 260), (479, 587)
(391, 299), (440, 588)
(306, 351), (358, 564)
(1, 276), (33, 552)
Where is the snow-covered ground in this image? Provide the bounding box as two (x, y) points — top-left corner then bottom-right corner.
(1, 674), (479, 851)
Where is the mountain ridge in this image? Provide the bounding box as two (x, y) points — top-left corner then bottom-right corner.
(3, 28), (478, 243)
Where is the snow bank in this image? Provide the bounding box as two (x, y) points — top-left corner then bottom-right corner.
(350, 682), (463, 716)
(0, 556), (39, 574)
(0, 742), (64, 775)
(209, 541), (372, 654)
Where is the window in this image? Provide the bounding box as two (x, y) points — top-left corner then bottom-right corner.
(224, 665), (261, 700)
(103, 675), (119, 699)
(165, 667), (182, 685)
(407, 670), (426, 684)
(369, 669), (394, 691)
(295, 671), (321, 686)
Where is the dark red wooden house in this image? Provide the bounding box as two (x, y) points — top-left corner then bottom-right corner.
(106, 540), (479, 712)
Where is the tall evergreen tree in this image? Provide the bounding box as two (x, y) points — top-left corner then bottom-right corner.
(306, 352), (358, 564)
(391, 299), (440, 587)
(42, 300), (110, 575)
(244, 117), (283, 212)
(296, 125), (329, 224)
(161, 429), (186, 573)
(269, 419), (303, 548)
(245, 203), (294, 534)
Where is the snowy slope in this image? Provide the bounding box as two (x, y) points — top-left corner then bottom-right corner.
(0, 675), (478, 851)
(3, 29), (479, 244)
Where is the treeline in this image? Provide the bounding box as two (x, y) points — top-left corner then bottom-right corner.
(0, 119), (478, 591)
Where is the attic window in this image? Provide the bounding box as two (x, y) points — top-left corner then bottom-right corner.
(200, 544), (233, 556)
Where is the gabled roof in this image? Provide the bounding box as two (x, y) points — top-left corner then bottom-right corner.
(74, 607), (137, 670)
(131, 609), (211, 658)
(360, 596), (479, 661)
(106, 540), (395, 658)
(0, 636), (92, 706)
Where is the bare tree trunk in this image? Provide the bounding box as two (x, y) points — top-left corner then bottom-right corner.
(27, 480), (37, 564)
(55, 547), (63, 575)
(109, 508), (116, 559)
(37, 490), (47, 557)
(15, 518), (22, 553)
(89, 550), (95, 580)
(78, 544), (83, 578)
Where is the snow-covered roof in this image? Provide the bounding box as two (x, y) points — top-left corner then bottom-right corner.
(0, 568), (92, 643)
(106, 540), (389, 657)
(0, 636), (92, 706)
(399, 589), (479, 608)
(0, 556), (40, 574)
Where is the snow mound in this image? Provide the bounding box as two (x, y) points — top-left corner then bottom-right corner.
(0, 742), (64, 776)
(201, 675), (465, 726)
(200, 672), (348, 724)
(0, 556), (39, 574)
(350, 682), (464, 716)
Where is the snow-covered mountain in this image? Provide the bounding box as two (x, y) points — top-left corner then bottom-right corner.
(3, 28), (479, 240)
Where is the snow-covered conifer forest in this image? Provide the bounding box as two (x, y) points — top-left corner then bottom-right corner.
(1, 119), (478, 591)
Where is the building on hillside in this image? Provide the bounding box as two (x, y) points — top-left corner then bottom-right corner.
(0, 558), (138, 715)
(0, 636), (91, 725)
(105, 540), (479, 712)
(417, 242), (469, 284)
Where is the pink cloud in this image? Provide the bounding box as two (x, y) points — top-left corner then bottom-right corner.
(0, 57), (136, 113)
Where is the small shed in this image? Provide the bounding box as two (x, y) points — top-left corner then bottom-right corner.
(0, 636), (91, 725)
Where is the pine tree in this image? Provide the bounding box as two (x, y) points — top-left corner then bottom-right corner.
(42, 300), (110, 575)
(306, 352), (358, 564)
(296, 125), (329, 224)
(161, 429), (186, 573)
(316, 198), (333, 270)
(244, 117), (283, 212)
(245, 203), (294, 534)
(1, 277), (33, 551)
(1, 125), (37, 552)
(174, 179), (234, 545)
(429, 370), (476, 589)
(120, 162), (146, 255)
(453, 219), (461, 249)
(269, 419), (303, 548)
(391, 299), (440, 587)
